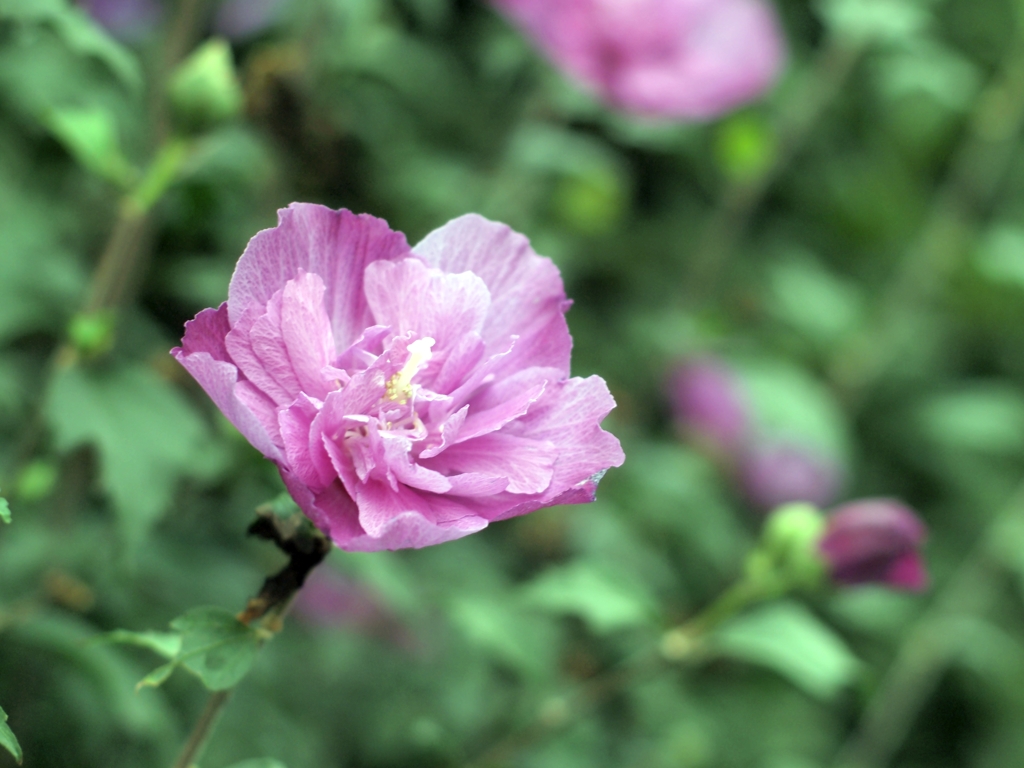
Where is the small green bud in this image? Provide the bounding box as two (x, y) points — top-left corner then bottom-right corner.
(714, 113), (776, 185)
(68, 310), (117, 358)
(552, 169), (626, 235)
(746, 502), (828, 592)
(168, 39), (244, 132)
(16, 461), (59, 503)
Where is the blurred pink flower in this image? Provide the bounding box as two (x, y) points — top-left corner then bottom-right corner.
(668, 357), (748, 454)
(491, 0), (785, 119)
(740, 441), (842, 513)
(173, 204), (624, 551)
(819, 499), (928, 591)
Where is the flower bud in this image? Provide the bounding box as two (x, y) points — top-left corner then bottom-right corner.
(668, 358), (748, 455)
(740, 441), (842, 513)
(168, 39), (244, 132)
(819, 499), (928, 591)
(746, 502), (827, 592)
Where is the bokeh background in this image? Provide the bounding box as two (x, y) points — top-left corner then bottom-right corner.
(2, 0), (1024, 766)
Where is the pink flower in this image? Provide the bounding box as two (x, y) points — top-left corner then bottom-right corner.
(173, 204), (624, 551)
(668, 357), (748, 454)
(491, 0), (785, 119)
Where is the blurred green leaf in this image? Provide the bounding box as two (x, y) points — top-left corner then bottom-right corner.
(0, 0), (142, 92)
(0, 705), (20, 764)
(975, 225), (1024, 289)
(104, 630), (183, 660)
(222, 760), (288, 768)
(817, 0), (931, 43)
(875, 40), (981, 111)
(522, 561), (656, 634)
(766, 255), (864, 346)
(917, 385), (1024, 456)
(712, 601), (860, 700)
(157, 607), (262, 691)
(0, 497), (9, 525)
(46, 362), (226, 547)
(42, 105), (134, 187)
(735, 359), (852, 463)
(448, 595), (558, 674)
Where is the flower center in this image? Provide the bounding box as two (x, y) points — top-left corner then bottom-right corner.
(384, 337), (435, 405)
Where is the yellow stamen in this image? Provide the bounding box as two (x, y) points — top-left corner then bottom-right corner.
(385, 337), (435, 405)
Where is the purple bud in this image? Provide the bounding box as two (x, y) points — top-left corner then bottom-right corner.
(213, 0), (285, 41)
(819, 499), (928, 591)
(740, 441), (842, 512)
(81, 0), (161, 41)
(668, 358), (748, 454)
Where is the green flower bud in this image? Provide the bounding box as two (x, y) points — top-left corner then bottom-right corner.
(68, 309), (117, 358)
(714, 112), (776, 185)
(168, 39), (244, 131)
(746, 502), (828, 592)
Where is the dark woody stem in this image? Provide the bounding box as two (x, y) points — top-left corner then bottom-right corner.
(170, 509), (332, 768)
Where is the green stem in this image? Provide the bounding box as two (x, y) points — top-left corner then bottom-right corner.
(171, 689), (231, 768)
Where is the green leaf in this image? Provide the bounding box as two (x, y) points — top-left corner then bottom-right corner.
(0, 705), (22, 764)
(975, 225), (1024, 289)
(447, 595), (558, 675)
(0, 0), (142, 92)
(917, 385), (1024, 456)
(169, 607), (262, 691)
(104, 630), (183, 660)
(137, 662), (177, 691)
(46, 362), (225, 548)
(521, 561), (655, 634)
(766, 254), (865, 346)
(0, 497), (9, 525)
(734, 358), (852, 463)
(817, 0), (931, 44)
(43, 105), (135, 186)
(711, 601), (860, 700)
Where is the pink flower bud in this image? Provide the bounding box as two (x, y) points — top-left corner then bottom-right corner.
(668, 357), (748, 454)
(740, 441), (842, 513)
(491, 0), (786, 120)
(819, 499), (928, 591)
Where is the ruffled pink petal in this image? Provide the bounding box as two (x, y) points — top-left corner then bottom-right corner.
(279, 394), (328, 489)
(364, 258), (491, 352)
(228, 204), (411, 348)
(509, 375), (624, 500)
(419, 405), (468, 460)
(349, 479), (489, 549)
(422, 432), (557, 494)
(172, 305), (283, 461)
(456, 380), (547, 444)
(280, 469), (366, 546)
(246, 272), (337, 403)
(412, 214), (572, 376)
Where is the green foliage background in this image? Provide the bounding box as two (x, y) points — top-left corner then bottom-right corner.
(2, 0), (1024, 766)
